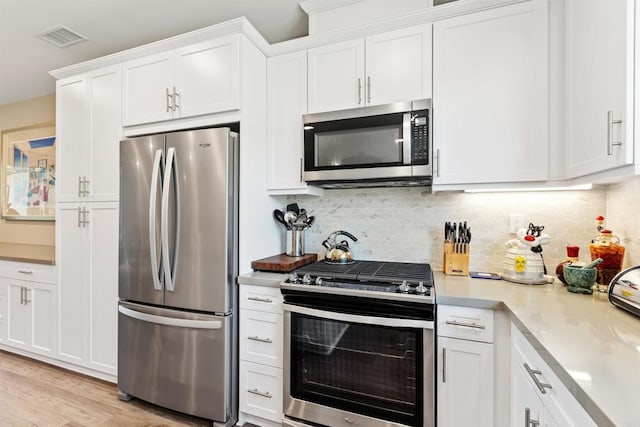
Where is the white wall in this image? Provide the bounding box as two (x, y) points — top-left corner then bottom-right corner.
(289, 187), (607, 274)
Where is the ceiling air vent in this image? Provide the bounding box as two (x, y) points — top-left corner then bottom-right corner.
(36, 25), (88, 48)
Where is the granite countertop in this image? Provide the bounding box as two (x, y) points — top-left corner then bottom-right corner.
(436, 271), (638, 427)
(0, 242), (55, 265)
(238, 269), (640, 425)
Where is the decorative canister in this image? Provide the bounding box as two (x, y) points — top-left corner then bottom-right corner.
(589, 229), (625, 293)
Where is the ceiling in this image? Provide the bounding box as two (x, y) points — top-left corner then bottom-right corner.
(0, 0), (309, 106)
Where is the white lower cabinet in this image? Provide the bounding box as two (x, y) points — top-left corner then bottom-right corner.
(57, 202), (119, 376)
(437, 305), (495, 427)
(2, 278), (55, 357)
(239, 360), (284, 424)
(511, 325), (596, 427)
(239, 284), (284, 426)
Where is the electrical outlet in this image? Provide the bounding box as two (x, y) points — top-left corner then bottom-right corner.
(509, 214), (525, 234)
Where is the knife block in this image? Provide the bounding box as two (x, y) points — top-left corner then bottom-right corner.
(443, 242), (470, 276)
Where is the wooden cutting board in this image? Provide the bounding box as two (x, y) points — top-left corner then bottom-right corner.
(251, 253), (318, 272)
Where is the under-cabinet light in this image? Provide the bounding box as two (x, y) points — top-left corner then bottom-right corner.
(464, 184), (592, 193)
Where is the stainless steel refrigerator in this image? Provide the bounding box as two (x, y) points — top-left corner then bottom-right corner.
(117, 127), (239, 426)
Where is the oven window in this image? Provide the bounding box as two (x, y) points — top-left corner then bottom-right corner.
(314, 125), (403, 167)
(290, 313), (423, 426)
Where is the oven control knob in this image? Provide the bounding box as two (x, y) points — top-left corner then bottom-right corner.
(315, 277), (323, 286)
(289, 272), (300, 283)
(397, 280), (411, 293)
(415, 281), (428, 295)
(302, 273), (313, 284)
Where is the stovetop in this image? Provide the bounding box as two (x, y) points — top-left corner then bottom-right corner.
(282, 260), (435, 303)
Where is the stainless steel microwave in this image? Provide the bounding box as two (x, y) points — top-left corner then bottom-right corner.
(302, 99), (432, 188)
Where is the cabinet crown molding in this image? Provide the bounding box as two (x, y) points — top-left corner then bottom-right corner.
(49, 17), (268, 80)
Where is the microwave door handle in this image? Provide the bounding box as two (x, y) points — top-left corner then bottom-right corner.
(402, 112), (412, 165)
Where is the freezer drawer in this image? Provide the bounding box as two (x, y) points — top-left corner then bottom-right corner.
(117, 302), (231, 422)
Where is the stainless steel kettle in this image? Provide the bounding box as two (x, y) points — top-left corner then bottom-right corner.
(322, 230), (358, 264)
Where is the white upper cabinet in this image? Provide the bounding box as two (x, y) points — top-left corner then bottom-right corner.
(308, 38), (364, 113)
(123, 36), (240, 126)
(565, 0), (634, 178)
(432, 0), (549, 185)
(56, 66), (122, 203)
(266, 51), (322, 195)
(307, 24), (432, 113)
(365, 25), (432, 106)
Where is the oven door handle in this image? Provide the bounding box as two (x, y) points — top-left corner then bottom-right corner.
(283, 303), (434, 329)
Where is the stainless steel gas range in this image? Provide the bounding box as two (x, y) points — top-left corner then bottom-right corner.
(281, 260), (435, 427)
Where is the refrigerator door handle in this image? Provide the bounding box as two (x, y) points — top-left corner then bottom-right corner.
(149, 149), (164, 291)
(161, 147), (176, 292)
(118, 305), (223, 330)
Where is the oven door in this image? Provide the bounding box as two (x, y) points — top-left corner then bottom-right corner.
(283, 302), (434, 427)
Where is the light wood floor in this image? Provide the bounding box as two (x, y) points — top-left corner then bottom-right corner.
(0, 350), (213, 426)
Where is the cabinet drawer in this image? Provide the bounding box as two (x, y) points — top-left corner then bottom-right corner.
(239, 360), (283, 423)
(240, 285), (283, 313)
(437, 305), (494, 343)
(240, 309), (283, 368)
(511, 325), (596, 426)
(0, 262), (56, 284)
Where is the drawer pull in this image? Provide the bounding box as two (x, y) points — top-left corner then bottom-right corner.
(17, 270), (33, 274)
(248, 388), (272, 398)
(524, 363), (552, 394)
(445, 320), (486, 329)
(248, 336), (273, 343)
(247, 296), (273, 303)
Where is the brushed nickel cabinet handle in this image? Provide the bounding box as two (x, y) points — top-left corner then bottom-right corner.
(24, 288), (30, 305)
(300, 158), (303, 183)
(445, 320), (486, 329)
(173, 87), (180, 110)
(248, 336), (273, 343)
(83, 176), (90, 196)
(17, 270), (33, 275)
(247, 296), (273, 303)
(436, 149), (441, 177)
(357, 78), (362, 105)
(77, 207), (83, 228)
(247, 388), (272, 398)
(607, 111), (622, 155)
(166, 88), (173, 112)
(524, 363), (552, 394)
(367, 76), (371, 104)
(442, 346), (446, 383)
(20, 286), (25, 305)
(83, 207), (90, 227)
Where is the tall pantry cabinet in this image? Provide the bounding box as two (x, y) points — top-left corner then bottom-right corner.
(55, 65), (121, 377)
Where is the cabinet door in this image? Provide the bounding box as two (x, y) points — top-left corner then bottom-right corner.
(56, 76), (88, 203)
(308, 38), (365, 113)
(87, 67), (122, 202)
(266, 51), (311, 192)
(122, 51), (173, 126)
(437, 336), (494, 427)
(3, 280), (54, 356)
(565, 0), (634, 178)
(365, 24), (432, 106)
(433, 1), (549, 185)
(511, 355), (557, 427)
(86, 203), (119, 374)
(175, 36), (240, 119)
(27, 282), (55, 356)
(5, 281), (29, 349)
(57, 204), (87, 364)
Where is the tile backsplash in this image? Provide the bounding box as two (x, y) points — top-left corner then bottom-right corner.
(289, 187), (607, 273)
(606, 175), (640, 268)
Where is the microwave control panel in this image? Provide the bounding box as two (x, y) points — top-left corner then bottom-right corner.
(411, 111), (429, 165)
